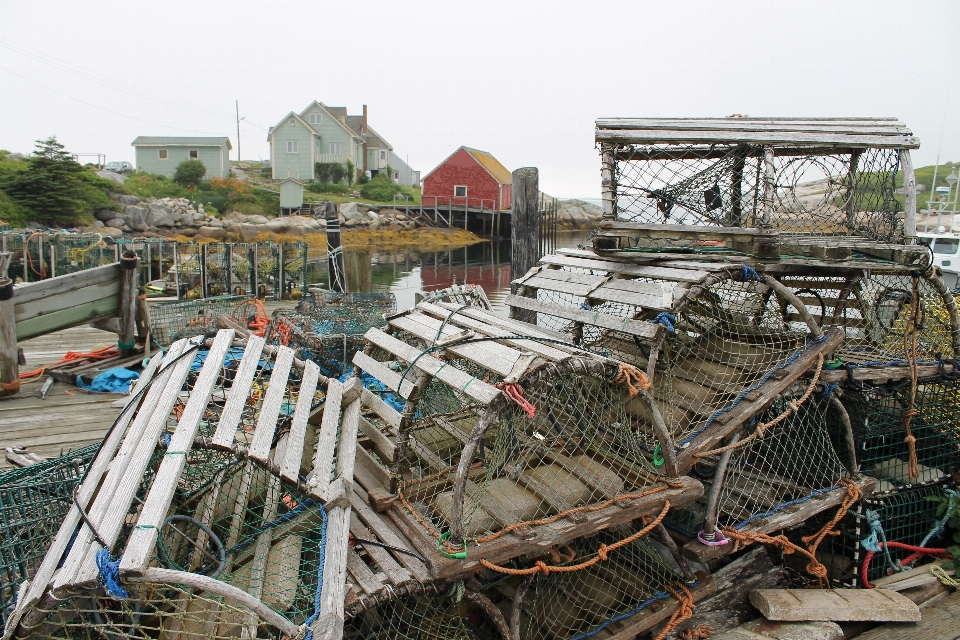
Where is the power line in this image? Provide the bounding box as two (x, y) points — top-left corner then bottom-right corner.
(0, 67), (224, 135)
(0, 38), (235, 121)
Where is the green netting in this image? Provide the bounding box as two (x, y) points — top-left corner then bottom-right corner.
(344, 590), (499, 640)
(0, 444), (100, 628)
(174, 242), (308, 301)
(518, 526), (684, 640)
(148, 295), (248, 347)
(114, 238), (178, 291)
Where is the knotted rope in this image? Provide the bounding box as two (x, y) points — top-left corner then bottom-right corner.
(654, 584), (696, 640)
(497, 382), (536, 418)
(861, 541), (947, 589)
(478, 501), (670, 576)
(679, 625), (715, 640)
(902, 275), (921, 480)
(652, 312), (677, 334)
(611, 363), (652, 397)
(234, 298), (270, 337)
(95, 547), (129, 599)
(694, 354), (824, 458)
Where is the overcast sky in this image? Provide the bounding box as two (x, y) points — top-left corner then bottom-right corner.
(1, 0), (958, 198)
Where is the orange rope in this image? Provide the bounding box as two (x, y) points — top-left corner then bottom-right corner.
(902, 276), (921, 480)
(497, 382), (536, 418)
(478, 501), (670, 576)
(801, 478), (862, 566)
(679, 625), (715, 640)
(233, 299), (270, 337)
(654, 584), (696, 640)
(612, 363), (651, 396)
(19, 344), (120, 380)
(694, 353), (824, 458)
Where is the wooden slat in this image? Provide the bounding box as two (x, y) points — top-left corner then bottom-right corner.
(211, 334), (265, 449)
(337, 395), (361, 484)
(354, 442), (392, 490)
(247, 346), (295, 464)
(111, 348), (163, 408)
(520, 267), (608, 288)
(348, 489), (431, 581)
(345, 547), (385, 595)
(519, 274), (603, 297)
(504, 294), (661, 340)
(360, 387), (402, 428)
(281, 360), (321, 485)
(120, 329), (235, 575)
(14, 279), (120, 323)
(363, 328), (500, 405)
(596, 127), (919, 149)
(392, 312), (521, 376)
(358, 415), (396, 464)
(62, 338), (197, 591)
(539, 253), (708, 282)
(596, 118), (910, 134)
(349, 515), (411, 586)
(11, 340), (188, 618)
(311, 378), (343, 498)
(12, 262), (118, 305)
(313, 505), (349, 639)
(352, 351), (415, 398)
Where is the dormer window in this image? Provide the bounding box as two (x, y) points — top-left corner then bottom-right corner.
(309, 113), (322, 124)
(289, 118), (296, 126)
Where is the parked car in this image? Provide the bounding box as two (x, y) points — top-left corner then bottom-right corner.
(104, 161), (133, 174)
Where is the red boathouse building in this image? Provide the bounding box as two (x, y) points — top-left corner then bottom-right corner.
(421, 146), (513, 211)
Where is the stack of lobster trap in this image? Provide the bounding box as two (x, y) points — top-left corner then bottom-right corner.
(6, 117), (960, 640)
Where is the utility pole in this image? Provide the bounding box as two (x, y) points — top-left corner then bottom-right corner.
(236, 100), (241, 163)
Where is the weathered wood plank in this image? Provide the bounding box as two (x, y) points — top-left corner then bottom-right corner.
(504, 294), (661, 340)
(363, 328), (500, 405)
(393, 311), (522, 375)
(349, 514), (411, 586)
(345, 546), (385, 595)
(211, 334), (265, 449)
(312, 505), (350, 639)
(337, 394), (361, 487)
(360, 387), (402, 428)
(539, 253), (709, 282)
(353, 442), (391, 490)
(12, 262), (118, 305)
(14, 279), (120, 324)
(750, 588), (920, 622)
(281, 360), (321, 485)
(247, 346), (294, 464)
(15, 295), (121, 341)
(349, 488), (431, 582)
(119, 329), (235, 575)
(311, 378), (343, 498)
(596, 128), (919, 149)
(358, 415), (396, 464)
(352, 351), (415, 398)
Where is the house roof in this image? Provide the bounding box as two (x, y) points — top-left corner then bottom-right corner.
(345, 115), (364, 136)
(296, 102), (362, 140)
(267, 111), (319, 141)
(132, 136), (232, 149)
(325, 106), (348, 118)
(464, 147), (512, 184)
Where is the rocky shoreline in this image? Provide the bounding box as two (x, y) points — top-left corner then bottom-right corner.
(77, 193), (602, 242)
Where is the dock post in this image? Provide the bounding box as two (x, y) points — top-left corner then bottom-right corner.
(118, 250), (139, 357)
(510, 167), (539, 323)
(325, 202), (346, 293)
(0, 269), (17, 396)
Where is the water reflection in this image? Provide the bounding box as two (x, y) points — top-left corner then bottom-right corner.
(305, 230), (592, 315)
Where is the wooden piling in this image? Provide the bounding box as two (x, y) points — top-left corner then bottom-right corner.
(510, 167), (539, 323)
(0, 275), (18, 396)
(118, 250), (139, 357)
(325, 202), (346, 293)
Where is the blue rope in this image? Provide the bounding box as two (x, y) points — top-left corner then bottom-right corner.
(570, 581), (699, 640)
(735, 484), (841, 530)
(861, 509), (900, 574)
(652, 312), (676, 334)
(736, 264), (761, 282)
(302, 503), (329, 640)
(580, 302), (592, 311)
(820, 382), (839, 398)
(95, 547), (129, 599)
(920, 488), (960, 548)
(678, 334), (828, 448)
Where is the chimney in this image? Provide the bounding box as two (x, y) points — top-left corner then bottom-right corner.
(362, 104), (368, 133)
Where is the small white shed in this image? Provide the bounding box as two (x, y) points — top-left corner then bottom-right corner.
(279, 178), (304, 215)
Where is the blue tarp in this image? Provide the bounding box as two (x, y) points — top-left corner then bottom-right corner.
(76, 368), (140, 393)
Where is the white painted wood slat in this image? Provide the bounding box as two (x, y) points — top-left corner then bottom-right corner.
(211, 334), (265, 449)
(246, 345), (294, 464)
(311, 378), (343, 499)
(280, 359), (321, 485)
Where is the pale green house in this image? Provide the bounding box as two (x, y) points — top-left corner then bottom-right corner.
(131, 136), (231, 178)
(267, 102), (364, 180)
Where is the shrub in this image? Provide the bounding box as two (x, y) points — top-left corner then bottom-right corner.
(359, 175), (404, 202)
(0, 189), (27, 227)
(346, 159), (355, 186)
(314, 162), (347, 184)
(306, 182), (350, 195)
(226, 201), (265, 216)
(173, 159), (207, 187)
(124, 172), (189, 199)
(357, 172), (370, 185)
(207, 177), (251, 198)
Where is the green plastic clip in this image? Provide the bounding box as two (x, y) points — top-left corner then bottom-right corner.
(652, 444), (665, 468)
(824, 357), (844, 370)
(438, 532), (468, 559)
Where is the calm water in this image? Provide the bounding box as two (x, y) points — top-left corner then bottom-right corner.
(305, 230), (593, 315)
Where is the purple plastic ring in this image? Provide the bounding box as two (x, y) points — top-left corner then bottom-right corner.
(697, 530), (729, 547)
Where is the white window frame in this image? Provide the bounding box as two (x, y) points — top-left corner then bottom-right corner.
(289, 118), (296, 127)
(287, 140), (299, 154)
(454, 185), (467, 197)
(329, 142), (342, 155)
(189, 149), (198, 159)
(309, 113), (322, 124)
(380, 150), (386, 160)
(158, 149), (168, 159)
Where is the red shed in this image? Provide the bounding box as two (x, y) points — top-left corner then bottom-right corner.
(421, 146), (513, 210)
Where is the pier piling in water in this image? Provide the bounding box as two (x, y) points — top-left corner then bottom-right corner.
(510, 167), (539, 323)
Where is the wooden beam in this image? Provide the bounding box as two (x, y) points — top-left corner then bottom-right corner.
(511, 167), (539, 323)
(118, 251), (138, 356)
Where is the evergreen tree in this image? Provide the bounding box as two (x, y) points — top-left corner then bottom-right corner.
(1, 137), (91, 225)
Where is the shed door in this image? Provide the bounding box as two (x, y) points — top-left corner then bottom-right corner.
(287, 166), (299, 179)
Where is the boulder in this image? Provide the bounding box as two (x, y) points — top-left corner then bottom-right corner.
(91, 220), (105, 229)
(107, 217), (126, 228)
(95, 209), (118, 222)
(369, 219), (380, 231)
(205, 218), (223, 228)
(99, 227), (124, 238)
(154, 216), (176, 227)
(368, 211), (380, 221)
(339, 202), (364, 222)
(117, 194), (141, 206)
(180, 227), (198, 238)
(378, 208), (402, 218)
(265, 218), (290, 234)
(236, 223), (261, 242)
(145, 204), (172, 227)
(195, 226), (228, 241)
(123, 205), (148, 232)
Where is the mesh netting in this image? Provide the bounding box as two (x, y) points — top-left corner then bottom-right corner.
(517, 526), (684, 640)
(148, 295), (248, 347)
(114, 238), (177, 291)
(344, 590), (499, 640)
(0, 444), (100, 628)
(266, 293), (395, 378)
(175, 242), (308, 301)
(712, 395), (850, 531)
(391, 351), (666, 546)
(606, 144), (904, 241)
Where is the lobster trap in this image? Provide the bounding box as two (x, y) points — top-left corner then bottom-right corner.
(0, 443), (100, 629)
(344, 589), (505, 640)
(594, 118), (923, 259)
(268, 294), (396, 378)
(350, 297), (701, 573)
(4, 330), (365, 640)
(174, 242), (308, 301)
(148, 295), (248, 348)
